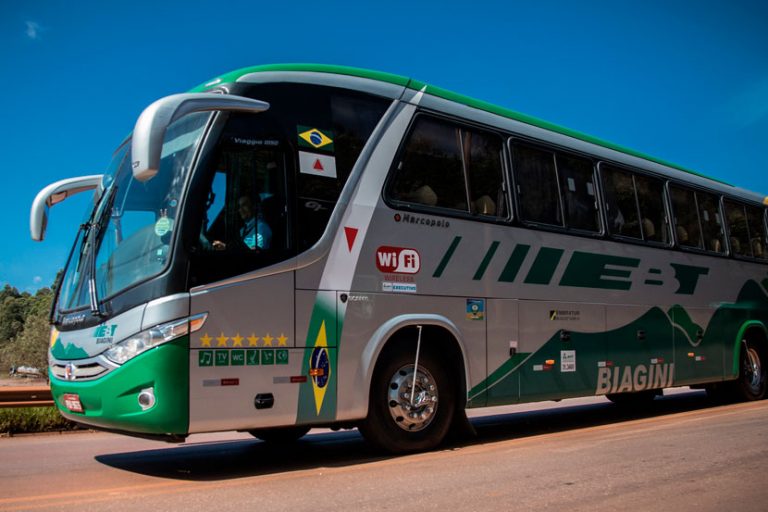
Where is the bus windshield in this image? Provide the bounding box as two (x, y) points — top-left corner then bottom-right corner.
(57, 112), (211, 311)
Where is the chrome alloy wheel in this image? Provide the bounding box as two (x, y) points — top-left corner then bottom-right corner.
(387, 364), (439, 432)
(744, 347), (763, 394)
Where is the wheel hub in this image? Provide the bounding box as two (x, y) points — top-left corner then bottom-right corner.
(387, 364), (438, 432)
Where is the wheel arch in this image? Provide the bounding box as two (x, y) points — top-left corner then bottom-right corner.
(359, 314), (470, 416)
(730, 321), (768, 378)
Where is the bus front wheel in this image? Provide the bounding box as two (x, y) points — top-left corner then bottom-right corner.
(359, 349), (455, 453)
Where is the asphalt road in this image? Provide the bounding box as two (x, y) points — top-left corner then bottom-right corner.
(1, 389), (766, 512)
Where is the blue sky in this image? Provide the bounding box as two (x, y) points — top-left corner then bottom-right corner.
(1, 0), (767, 292)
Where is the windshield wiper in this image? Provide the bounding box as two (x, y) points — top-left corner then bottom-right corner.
(86, 185), (118, 317)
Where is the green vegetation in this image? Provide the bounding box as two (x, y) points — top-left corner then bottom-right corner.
(0, 407), (77, 435)
(0, 274), (80, 435)
(0, 273), (61, 377)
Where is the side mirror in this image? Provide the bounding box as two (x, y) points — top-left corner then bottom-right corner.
(131, 93), (269, 182)
(30, 175), (103, 241)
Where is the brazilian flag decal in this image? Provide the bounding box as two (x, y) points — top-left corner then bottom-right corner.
(297, 295), (340, 423)
(297, 126), (334, 152)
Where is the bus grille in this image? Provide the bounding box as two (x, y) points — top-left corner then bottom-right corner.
(51, 362), (108, 381)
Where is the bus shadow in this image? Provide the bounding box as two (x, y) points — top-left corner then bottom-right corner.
(95, 390), (722, 481)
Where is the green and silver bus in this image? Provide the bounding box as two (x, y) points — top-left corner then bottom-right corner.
(31, 64), (768, 452)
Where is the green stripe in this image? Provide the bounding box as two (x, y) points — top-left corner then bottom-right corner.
(524, 248), (564, 285)
(473, 241), (500, 280)
(498, 244), (531, 283)
(190, 63), (411, 92)
(433, 236), (462, 278)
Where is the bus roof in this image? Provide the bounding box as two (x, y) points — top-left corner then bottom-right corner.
(191, 63), (756, 196)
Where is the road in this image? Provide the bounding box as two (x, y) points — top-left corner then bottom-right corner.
(1, 389), (766, 512)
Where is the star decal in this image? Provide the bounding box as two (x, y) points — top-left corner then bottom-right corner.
(231, 333), (244, 347)
(262, 333), (274, 347)
(247, 333), (260, 347)
(216, 333), (229, 347)
(200, 333), (212, 347)
(277, 333), (288, 346)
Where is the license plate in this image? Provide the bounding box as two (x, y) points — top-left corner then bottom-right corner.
(62, 393), (83, 413)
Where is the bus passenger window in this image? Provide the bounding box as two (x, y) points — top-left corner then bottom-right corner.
(670, 186), (703, 249)
(697, 192), (725, 253)
(556, 154), (599, 232)
(601, 165), (641, 239)
(746, 206), (768, 259)
(390, 117), (467, 211)
(463, 129), (506, 218)
(511, 144), (562, 226)
(725, 201), (750, 256)
(635, 175), (669, 244)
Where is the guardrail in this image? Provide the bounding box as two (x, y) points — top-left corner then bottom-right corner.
(0, 386), (54, 408)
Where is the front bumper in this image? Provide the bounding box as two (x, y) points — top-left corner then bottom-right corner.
(50, 336), (189, 436)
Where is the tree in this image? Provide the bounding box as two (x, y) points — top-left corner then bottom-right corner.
(0, 286), (26, 344)
(1, 311), (50, 376)
(0, 279), (57, 378)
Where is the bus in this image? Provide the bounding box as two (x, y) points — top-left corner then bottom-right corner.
(31, 64), (768, 453)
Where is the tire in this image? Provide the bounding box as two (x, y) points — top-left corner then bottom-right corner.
(248, 426), (310, 444)
(728, 339), (767, 401)
(606, 389), (659, 407)
(359, 349), (455, 454)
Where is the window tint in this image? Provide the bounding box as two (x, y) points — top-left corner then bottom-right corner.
(635, 174), (668, 244)
(238, 83), (390, 252)
(464, 130), (506, 217)
(697, 192), (725, 253)
(390, 117), (466, 210)
(186, 85), (390, 286)
(199, 127), (289, 255)
(389, 116), (507, 219)
(512, 144), (562, 226)
(602, 165), (641, 239)
(725, 200), (750, 257)
(670, 186), (702, 249)
(557, 154), (599, 231)
(187, 117), (291, 286)
(746, 206), (767, 260)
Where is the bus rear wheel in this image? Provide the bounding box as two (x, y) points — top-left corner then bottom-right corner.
(248, 426), (310, 444)
(359, 349), (455, 453)
(730, 339), (767, 401)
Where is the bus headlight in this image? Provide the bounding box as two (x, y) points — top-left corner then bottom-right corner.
(104, 313), (207, 365)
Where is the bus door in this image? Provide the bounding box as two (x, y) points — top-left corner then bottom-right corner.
(185, 125), (301, 432)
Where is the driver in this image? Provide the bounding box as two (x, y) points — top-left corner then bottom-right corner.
(209, 195), (271, 251)
(237, 195), (271, 250)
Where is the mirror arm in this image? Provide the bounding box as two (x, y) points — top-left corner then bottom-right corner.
(30, 175), (103, 241)
(131, 93), (269, 182)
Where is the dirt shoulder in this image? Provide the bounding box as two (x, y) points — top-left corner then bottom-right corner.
(0, 377), (48, 387)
